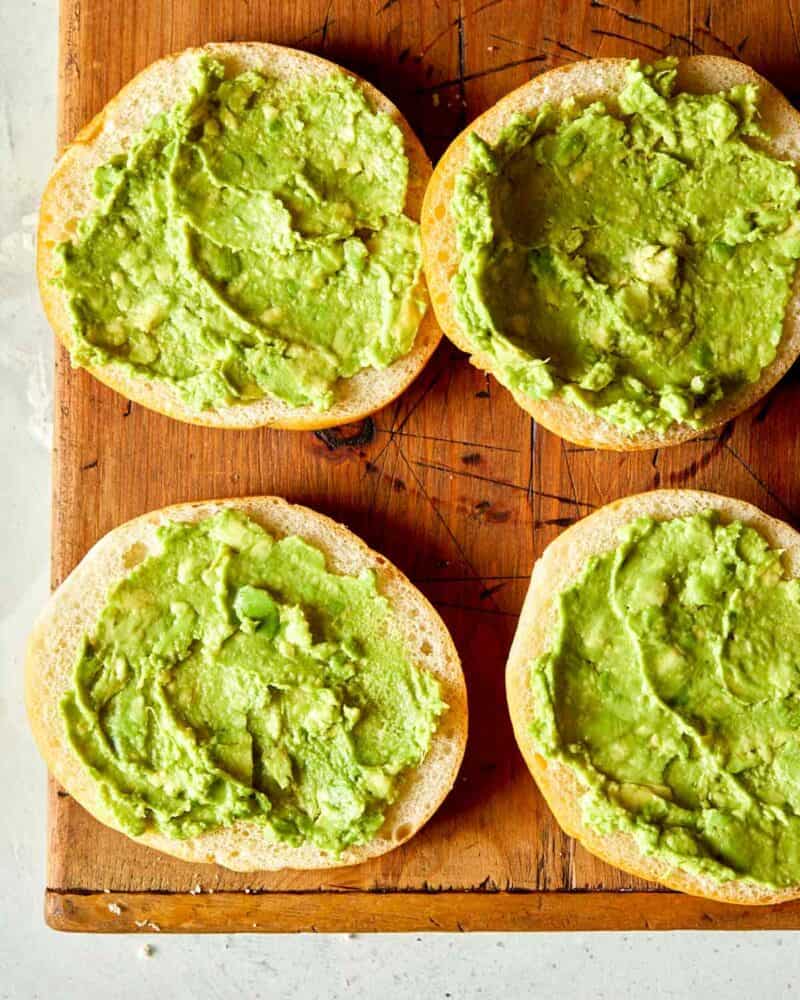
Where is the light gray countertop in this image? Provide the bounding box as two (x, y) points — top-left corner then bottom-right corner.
(1, 3), (799, 997)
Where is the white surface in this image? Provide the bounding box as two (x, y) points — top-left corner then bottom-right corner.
(2, 2), (800, 997)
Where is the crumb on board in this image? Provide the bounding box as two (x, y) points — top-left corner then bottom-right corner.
(190, 883), (202, 895)
(107, 902), (123, 916)
(134, 919), (162, 932)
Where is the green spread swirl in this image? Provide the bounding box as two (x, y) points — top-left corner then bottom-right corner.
(531, 511), (800, 887)
(57, 57), (425, 412)
(452, 59), (800, 434)
(61, 510), (445, 852)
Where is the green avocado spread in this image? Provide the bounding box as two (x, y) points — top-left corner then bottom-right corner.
(61, 510), (445, 852)
(57, 57), (425, 412)
(531, 511), (800, 887)
(452, 59), (800, 434)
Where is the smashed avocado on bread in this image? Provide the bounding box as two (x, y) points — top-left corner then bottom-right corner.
(422, 56), (800, 451)
(507, 489), (800, 904)
(26, 497), (467, 871)
(38, 43), (439, 430)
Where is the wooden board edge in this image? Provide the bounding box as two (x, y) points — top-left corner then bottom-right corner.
(44, 890), (800, 933)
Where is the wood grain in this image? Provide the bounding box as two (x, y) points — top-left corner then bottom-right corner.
(46, 0), (800, 930)
(46, 891), (800, 934)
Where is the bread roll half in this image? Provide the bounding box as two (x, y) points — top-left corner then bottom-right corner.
(39, 43), (439, 429)
(422, 57), (800, 451)
(507, 489), (800, 904)
(27, 496), (467, 871)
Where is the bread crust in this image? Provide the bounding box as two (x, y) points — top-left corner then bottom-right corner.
(26, 496), (467, 872)
(506, 488), (800, 904)
(421, 56), (800, 451)
(38, 42), (440, 430)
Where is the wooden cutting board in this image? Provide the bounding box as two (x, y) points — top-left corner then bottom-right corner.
(46, 0), (800, 932)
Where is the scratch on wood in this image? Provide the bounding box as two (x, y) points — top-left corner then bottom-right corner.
(320, 0), (334, 47)
(490, 32), (541, 53)
(788, 0), (800, 60)
(526, 418), (537, 510)
(534, 516), (577, 528)
(722, 439), (798, 522)
(693, 25), (742, 59)
(591, 0), (703, 52)
(370, 363), (450, 467)
(394, 444), (493, 596)
(590, 28), (666, 56)
(433, 600), (518, 617)
(293, 15), (337, 47)
(374, 427), (518, 454)
(560, 440), (581, 515)
(668, 427), (729, 484)
(413, 573), (529, 583)
(753, 394), (777, 424)
(543, 36), (594, 60)
(456, 4), (468, 128)
(417, 54), (547, 93)
(414, 458), (596, 508)
(473, 0), (505, 15)
(651, 448), (661, 487)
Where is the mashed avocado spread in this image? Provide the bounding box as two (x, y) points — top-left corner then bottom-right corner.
(531, 511), (800, 887)
(61, 510), (445, 851)
(452, 59), (800, 434)
(57, 57), (424, 411)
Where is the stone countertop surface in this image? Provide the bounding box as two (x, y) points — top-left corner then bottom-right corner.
(1, 2), (799, 997)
